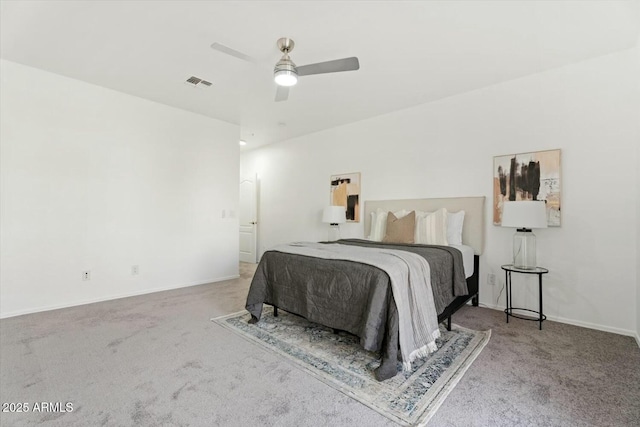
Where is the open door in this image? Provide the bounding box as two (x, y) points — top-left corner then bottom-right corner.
(239, 175), (257, 263)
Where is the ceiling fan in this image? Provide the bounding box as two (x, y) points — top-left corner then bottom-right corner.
(211, 38), (360, 102)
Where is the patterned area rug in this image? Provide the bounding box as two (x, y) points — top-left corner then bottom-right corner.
(213, 307), (490, 426)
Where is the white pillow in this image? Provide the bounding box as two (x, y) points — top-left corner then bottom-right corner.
(392, 209), (410, 219)
(368, 209), (387, 241)
(415, 208), (449, 245)
(368, 208), (410, 241)
(414, 210), (431, 242)
(447, 210), (465, 245)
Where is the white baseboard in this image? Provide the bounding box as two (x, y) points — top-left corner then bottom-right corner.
(635, 332), (640, 349)
(477, 302), (638, 339)
(0, 274), (240, 319)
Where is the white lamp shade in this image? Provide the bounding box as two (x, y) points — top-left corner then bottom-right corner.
(501, 201), (547, 229)
(322, 206), (346, 224)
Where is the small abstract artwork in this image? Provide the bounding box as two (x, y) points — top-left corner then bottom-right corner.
(493, 149), (561, 226)
(330, 172), (360, 222)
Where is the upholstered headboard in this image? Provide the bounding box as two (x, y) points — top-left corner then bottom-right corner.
(364, 196), (486, 255)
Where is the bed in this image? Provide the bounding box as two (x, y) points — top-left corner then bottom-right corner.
(245, 196), (485, 381)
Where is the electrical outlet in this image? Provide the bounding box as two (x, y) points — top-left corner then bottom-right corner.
(487, 273), (496, 286)
(82, 270), (91, 281)
(131, 265), (139, 276)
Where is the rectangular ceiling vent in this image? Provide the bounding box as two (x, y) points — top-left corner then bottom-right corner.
(184, 76), (213, 89)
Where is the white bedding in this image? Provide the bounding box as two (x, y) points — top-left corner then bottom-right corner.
(450, 244), (475, 278)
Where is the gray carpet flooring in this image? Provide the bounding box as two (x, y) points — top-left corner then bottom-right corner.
(1, 262), (639, 426)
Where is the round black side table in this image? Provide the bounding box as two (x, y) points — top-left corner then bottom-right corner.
(501, 264), (549, 330)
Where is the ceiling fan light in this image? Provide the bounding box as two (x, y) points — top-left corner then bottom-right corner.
(274, 69), (298, 86)
(274, 55), (298, 87)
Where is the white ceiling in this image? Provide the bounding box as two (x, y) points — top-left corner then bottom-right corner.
(1, 1), (638, 149)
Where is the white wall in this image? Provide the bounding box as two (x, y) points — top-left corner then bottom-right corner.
(242, 48), (639, 337)
(1, 60), (240, 317)
(636, 37), (640, 346)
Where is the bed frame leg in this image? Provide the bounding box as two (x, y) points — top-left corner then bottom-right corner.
(472, 295), (479, 307)
(447, 316), (452, 331)
(273, 306), (278, 317)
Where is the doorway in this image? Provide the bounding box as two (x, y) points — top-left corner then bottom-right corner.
(239, 175), (257, 263)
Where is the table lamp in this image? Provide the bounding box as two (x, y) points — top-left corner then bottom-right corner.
(501, 201), (547, 269)
(322, 206), (346, 241)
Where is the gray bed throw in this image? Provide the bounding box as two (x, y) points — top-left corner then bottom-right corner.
(270, 242), (440, 371)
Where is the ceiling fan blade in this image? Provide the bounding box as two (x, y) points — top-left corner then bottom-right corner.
(297, 57), (360, 77)
(275, 86), (289, 102)
(210, 42), (257, 63)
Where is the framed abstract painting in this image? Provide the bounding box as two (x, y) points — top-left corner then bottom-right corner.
(330, 172), (360, 222)
(493, 149), (561, 226)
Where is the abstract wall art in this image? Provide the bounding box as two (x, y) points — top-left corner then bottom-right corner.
(493, 149), (561, 226)
(330, 172), (360, 222)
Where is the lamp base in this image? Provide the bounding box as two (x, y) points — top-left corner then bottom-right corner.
(328, 224), (341, 241)
(513, 228), (537, 269)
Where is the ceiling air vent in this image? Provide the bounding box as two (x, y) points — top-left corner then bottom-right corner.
(184, 76), (213, 89)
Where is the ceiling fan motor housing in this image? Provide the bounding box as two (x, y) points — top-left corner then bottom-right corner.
(274, 48), (298, 87)
(274, 55), (297, 74)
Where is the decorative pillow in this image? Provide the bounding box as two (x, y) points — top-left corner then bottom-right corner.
(447, 210), (465, 245)
(383, 210), (416, 244)
(369, 209), (410, 241)
(415, 208), (449, 245)
(368, 208), (387, 241)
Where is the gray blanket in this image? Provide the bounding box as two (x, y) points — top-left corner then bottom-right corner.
(336, 239), (468, 307)
(266, 242), (441, 371)
(245, 239), (467, 380)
